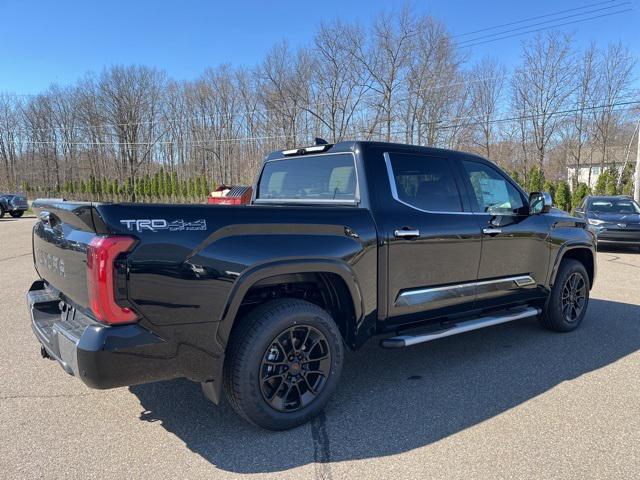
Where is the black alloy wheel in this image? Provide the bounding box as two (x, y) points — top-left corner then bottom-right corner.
(540, 258), (590, 332)
(560, 272), (587, 323)
(259, 325), (331, 412)
(223, 298), (343, 430)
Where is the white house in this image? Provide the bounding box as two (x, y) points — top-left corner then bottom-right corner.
(565, 146), (632, 191)
(566, 162), (624, 190)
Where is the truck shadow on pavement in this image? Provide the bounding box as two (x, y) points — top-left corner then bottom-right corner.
(130, 298), (640, 474)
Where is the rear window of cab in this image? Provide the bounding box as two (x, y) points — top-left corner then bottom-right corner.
(256, 153), (357, 203)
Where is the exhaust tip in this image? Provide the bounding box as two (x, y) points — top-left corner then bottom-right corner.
(40, 346), (52, 360)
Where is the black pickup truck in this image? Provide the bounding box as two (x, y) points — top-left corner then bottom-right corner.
(28, 140), (596, 430)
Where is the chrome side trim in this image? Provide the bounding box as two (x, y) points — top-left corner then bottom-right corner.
(381, 307), (541, 348)
(395, 275), (536, 307)
(514, 276), (536, 287)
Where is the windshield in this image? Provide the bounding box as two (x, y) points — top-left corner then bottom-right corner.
(589, 199), (640, 214)
(257, 153), (357, 203)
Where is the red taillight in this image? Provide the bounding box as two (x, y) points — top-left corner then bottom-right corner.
(86, 236), (138, 324)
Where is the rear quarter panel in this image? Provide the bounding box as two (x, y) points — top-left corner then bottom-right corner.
(96, 204), (378, 337)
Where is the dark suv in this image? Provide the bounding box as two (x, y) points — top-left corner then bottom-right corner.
(28, 140), (596, 430)
(575, 195), (640, 249)
(0, 193), (29, 218)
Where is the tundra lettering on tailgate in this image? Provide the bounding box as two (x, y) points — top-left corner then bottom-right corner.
(35, 250), (65, 278)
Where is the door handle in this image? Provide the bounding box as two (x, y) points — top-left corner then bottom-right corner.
(482, 227), (502, 235)
(394, 228), (420, 238)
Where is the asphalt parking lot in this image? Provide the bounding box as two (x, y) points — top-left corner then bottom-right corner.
(1, 217), (639, 479)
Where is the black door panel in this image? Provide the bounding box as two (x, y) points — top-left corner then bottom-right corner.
(381, 152), (482, 322)
(458, 157), (550, 307)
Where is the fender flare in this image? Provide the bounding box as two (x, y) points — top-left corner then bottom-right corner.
(548, 241), (596, 287)
(215, 258), (365, 348)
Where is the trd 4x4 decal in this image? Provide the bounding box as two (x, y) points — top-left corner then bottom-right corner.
(120, 219), (207, 232)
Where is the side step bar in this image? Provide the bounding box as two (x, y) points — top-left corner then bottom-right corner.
(381, 307), (541, 348)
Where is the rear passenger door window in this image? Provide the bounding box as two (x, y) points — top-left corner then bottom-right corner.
(385, 153), (463, 212)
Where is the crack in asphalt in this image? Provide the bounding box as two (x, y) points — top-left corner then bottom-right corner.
(0, 392), (95, 401)
(604, 255), (640, 270)
(0, 253), (31, 263)
(311, 411), (333, 480)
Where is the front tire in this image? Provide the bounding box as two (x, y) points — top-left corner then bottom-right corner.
(0, 205), (4, 218)
(9, 210), (24, 218)
(540, 259), (590, 332)
(223, 299), (344, 430)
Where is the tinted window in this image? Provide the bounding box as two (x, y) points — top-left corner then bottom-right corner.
(462, 160), (524, 215)
(588, 199), (640, 214)
(257, 154), (357, 202)
(387, 153), (463, 212)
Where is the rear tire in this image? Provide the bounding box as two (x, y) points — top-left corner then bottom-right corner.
(223, 298), (344, 430)
(540, 259), (590, 332)
(9, 210), (23, 218)
(0, 205), (4, 218)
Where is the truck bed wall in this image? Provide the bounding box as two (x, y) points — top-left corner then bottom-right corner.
(95, 203), (379, 343)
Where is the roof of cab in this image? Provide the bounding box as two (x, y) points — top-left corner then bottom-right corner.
(264, 140), (476, 162)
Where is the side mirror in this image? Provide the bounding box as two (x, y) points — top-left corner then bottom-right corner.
(529, 191), (552, 215)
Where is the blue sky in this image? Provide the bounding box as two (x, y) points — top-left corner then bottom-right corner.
(1, 0), (638, 94)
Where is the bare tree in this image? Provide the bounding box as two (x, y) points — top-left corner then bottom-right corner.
(512, 32), (575, 169)
(591, 42), (636, 170)
(356, 5), (420, 141)
(0, 95), (22, 190)
(302, 21), (370, 142)
(566, 44), (597, 188)
(98, 65), (166, 196)
(408, 18), (464, 147)
(258, 42), (307, 147)
(469, 57), (505, 158)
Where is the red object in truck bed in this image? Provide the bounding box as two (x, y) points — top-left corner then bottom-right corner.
(207, 185), (253, 205)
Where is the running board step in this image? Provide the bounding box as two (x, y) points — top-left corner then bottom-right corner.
(380, 307), (541, 348)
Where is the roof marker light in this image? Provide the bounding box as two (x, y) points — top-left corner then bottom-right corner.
(281, 143), (332, 156)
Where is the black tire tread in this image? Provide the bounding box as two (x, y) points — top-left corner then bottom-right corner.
(540, 258), (589, 332)
(223, 298), (340, 429)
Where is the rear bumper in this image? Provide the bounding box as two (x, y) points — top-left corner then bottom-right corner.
(28, 280), (181, 389)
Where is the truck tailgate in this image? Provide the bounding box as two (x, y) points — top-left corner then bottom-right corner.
(32, 200), (98, 310)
